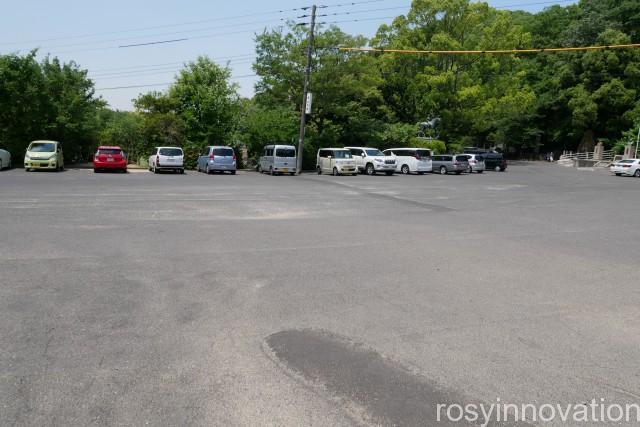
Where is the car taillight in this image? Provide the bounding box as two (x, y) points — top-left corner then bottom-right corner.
(233, 153), (236, 161)
(156, 155), (160, 164)
(413, 155), (421, 160)
(209, 154), (215, 161)
(453, 161), (458, 165)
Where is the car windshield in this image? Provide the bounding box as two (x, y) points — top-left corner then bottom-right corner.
(97, 149), (121, 155)
(619, 160), (634, 164)
(476, 156), (484, 161)
(334, 150), (352, 159)
(366, 149), (383, 156)
(29, 143), (56, 152)
(159, 148), (183, 156)
(213, 148), (234, 156)
(416, 150), (432, 158)
(275, 148), (296, 157)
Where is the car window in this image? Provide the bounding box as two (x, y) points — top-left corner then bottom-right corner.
(365, 149), (383, 156)
(348, 148), (362, 156)
(97, 149), (121, 155)
(334, 150), (352, 159)
(159, 148), (183, 156)
(213, 148), (234, 156)
(416, 149), (432, 159)
(275, 148), (295, 157)
(456, 155), (468, 162)
(29, 143), (56, 152)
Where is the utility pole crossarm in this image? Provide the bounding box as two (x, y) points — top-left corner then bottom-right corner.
(297, 4), (316, 174)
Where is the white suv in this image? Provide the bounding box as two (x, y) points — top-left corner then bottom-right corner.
(345, 147), (396, 175)
(149, 147), (185, 174)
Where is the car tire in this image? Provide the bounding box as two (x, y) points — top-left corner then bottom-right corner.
(615, 173), (622, 176)
(269, 167), (274, 176)
(352, 173), (358, 176)
(180, 169), (184, 174)
(456, 171), (462, 175)
(365, 163), (375, 175)
(333, 167), (338, 176)
(232, 170), (237, 175)
(468, 166), (473, 173)
(317, 166), (322, 175)
(635, 169), (640, 177)
(0, 160), (3, 170)
(478, 170), (484, 174)
(401, 164), (410, 174)
(417, 172), (425, 175)
(289, 172), (295, 176)
(440, 166), (447, 175)
(206, 165), (211, 175)
(494, 165), (501, 172)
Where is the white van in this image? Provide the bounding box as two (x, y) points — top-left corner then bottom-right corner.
(258, 145), (297, 175)
(149, 146), (184, 174)
(383, 148), (433, 174)
(316, 148), (357, 175)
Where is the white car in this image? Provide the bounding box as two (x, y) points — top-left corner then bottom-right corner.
(345, 146), (396, 175)
(383, 148), (432, 174)
(149, 147), (185, 174)
(316, 148), (357, 175)
(610, 159), (640, 177)
(0, 148), (11, 170)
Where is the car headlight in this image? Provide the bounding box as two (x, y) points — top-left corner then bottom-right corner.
(24, 155), (30, 161)
(374, 158), (383, 163)
(48, 154), (56, 160)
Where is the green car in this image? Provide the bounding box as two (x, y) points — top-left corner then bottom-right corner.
(24, 140), (64, 171)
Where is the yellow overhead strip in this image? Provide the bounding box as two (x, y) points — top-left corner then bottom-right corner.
(339, 44), (640, 55)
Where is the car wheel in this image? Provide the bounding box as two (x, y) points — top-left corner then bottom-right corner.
(439, 166), (447, 175)
(317, 166), (322, 175)
(257, 164), (262, 173)
(93, 169), (98, 173)
(417, 172), (425, 175)
(0, 160), (3, 170)
(332, 167), (338, 176)
(365, 163), (375, 175)
(615, 173), (622, 176)
(153, 165), (159, 174)
(635, 169), (640, 177)
(478, 170), (484, 174)
(455, 171), (462, 175)
(468, 166), (473, 173)
(352, 173), (358, 176)
(401, 164), (410, 174)
(289, 172), (295, 176)
(269, 167), (274, 176)
(180, 169), (184, 174)
(494, 165), (501, 172)
(231, 170), (237, 175)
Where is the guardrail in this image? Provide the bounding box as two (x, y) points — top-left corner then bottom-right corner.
(558, 150), (615, 167)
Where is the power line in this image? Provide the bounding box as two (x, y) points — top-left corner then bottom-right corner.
(95, 73), (258, 91)
(92, 60), (255, 80)
(0, 6), (319, 47)
(339, 43), (640, 55)
(90, 54), (255, 73)
(119, 38), (188, 48)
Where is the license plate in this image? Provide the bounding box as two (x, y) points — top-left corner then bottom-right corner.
(107, 158), (114, 162)
(167, 159), (175, 162)
(282, 168), (289, 173)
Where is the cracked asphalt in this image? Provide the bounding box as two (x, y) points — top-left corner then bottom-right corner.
(1, 164), (639, 426)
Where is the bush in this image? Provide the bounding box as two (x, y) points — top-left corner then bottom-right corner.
(408, 138), (447, 154)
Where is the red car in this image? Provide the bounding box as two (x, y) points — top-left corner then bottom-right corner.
(93, 146), (127, 173)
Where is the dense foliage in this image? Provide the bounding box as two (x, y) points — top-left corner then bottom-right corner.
(1, 0), (639, 167)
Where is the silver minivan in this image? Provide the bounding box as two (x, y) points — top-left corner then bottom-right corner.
(197, 146), (237, 174)
(258, 145), (297, 175)
(431, 155), (469, 175)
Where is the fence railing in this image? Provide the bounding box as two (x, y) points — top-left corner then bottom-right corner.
(558, 150), (615, 167)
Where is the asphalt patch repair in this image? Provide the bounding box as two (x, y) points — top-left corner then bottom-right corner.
(265, 329), (532, 426)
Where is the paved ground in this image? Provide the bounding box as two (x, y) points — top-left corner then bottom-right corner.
(1, 164), (639, 426)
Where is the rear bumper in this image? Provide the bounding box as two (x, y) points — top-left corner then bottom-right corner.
(94, 161), (126, 170)
(611, 168), (633, 175)
(208, 162), (236, 171)
(157, 164), (184, 170)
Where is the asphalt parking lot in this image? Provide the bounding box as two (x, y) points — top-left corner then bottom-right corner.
(1, 164), (639, 426)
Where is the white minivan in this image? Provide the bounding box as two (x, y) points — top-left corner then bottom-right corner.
(316, 148), (357, 175)
(149, 147), (185, 174)
(258, 145), (297, 175)
(383, 148), (433, 174)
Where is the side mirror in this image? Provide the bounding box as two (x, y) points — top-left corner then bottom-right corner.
(327, 156), (332, 160)
(361, 153), (366, 158)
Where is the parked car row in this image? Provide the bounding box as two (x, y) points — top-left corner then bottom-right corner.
(3, 141), (512, 176)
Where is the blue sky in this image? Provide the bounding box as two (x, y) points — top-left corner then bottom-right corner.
(0, 0), (576, 110)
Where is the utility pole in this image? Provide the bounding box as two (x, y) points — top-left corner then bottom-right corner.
(297, 4), (316, 174)
(636, 126), (640, 159)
